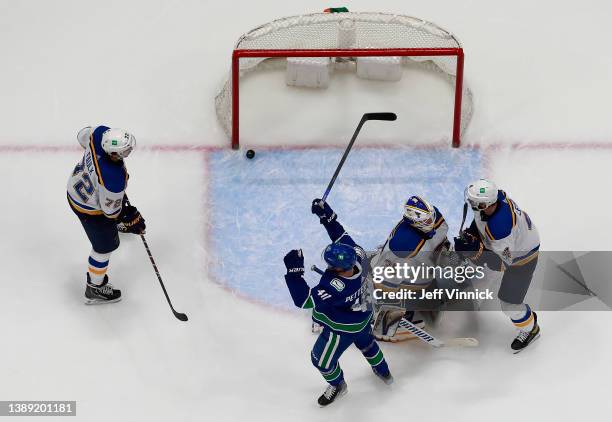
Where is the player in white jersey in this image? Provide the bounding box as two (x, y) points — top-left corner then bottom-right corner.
(454, 179), (541, 352)
(369, 196), (450, 342)
(67, 126), (146, 304)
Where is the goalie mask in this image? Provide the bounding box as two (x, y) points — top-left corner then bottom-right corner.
(403, 196), (436, 232)
(101, 128), (136, 159)
(465, 179), (498, 211)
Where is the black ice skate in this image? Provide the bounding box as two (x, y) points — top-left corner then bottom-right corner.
(511, 312), (540, 353)
(317, 381), (347, 407)
(85, 274), (122, 305)
(372, 367), (394, 385)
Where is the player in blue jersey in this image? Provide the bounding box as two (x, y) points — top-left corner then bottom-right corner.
(283, 199), (393, 407)
(67, 126), (146, 304)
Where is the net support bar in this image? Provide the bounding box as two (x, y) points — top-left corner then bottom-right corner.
(231, 48), (464, 149)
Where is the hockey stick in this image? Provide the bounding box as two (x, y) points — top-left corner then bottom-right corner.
(397, 318), (478, 348)
(140, 234), (189, 322)
(321, 112), (397, 202)
(311, 265), (325, 275)
(313, 266), (477, 348)
(459, 202), (468, 235)
(122, 196), (188, 321)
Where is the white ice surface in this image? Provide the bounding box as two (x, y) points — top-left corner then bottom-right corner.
(1, 1), (612, 421)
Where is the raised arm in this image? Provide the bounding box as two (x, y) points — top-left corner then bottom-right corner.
(311, 199), (356, 247)
(283, 249), (313, 309)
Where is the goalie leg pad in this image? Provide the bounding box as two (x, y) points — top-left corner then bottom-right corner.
(374, 309), (426, 343)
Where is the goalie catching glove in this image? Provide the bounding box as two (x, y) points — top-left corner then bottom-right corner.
(117, 204), (146, 234)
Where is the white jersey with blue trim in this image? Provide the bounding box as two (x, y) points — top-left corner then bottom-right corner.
(473, 191), (540, 266)
(370, 208), (449, 287)
(66, 126), (128, 218)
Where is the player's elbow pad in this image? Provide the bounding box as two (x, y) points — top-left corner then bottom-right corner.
(77, 126), (92, 148)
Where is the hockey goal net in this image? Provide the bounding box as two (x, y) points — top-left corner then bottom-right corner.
(215, 12), (472, 149)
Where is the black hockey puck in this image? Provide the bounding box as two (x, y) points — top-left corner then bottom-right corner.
(246, 149), (255, 159)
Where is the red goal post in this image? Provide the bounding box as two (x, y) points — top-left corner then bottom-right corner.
(215, 13), (472, 149)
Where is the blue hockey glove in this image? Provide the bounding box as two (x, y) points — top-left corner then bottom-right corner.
(311, 199), (337, 224)
(283, 249), (305, 277)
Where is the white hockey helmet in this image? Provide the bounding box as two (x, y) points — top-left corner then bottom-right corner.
(465, 179), (498, 211)
(101, 128), (136, 159)
(403, 195), (437, 232)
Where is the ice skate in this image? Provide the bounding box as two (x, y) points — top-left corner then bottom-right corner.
(511, 312), (541, 353)
(317, 381), (347, 407)
(85, 274), (122, 305)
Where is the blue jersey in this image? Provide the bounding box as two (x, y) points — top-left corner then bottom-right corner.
(285, 219), (372, 334)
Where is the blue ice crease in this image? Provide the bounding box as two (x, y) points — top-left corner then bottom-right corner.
(209, 146), (482, 310)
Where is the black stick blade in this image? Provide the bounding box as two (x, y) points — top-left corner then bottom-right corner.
(174, 312), (189, 321)
(364, 112), (397, 121)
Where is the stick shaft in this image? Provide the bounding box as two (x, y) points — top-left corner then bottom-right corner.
(459, 202), (468, 234)
(140, 234), (188, 321)
(140, 235), (172, 307)
(311, 265), (325, 275)
(322, 117), (366, 202)
(322, 112), (397, 202)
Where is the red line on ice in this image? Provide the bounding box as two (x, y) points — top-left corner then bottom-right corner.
(2, 141), (612, 153)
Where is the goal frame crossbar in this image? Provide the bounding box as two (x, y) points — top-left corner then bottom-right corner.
(230, 47), (465, 149)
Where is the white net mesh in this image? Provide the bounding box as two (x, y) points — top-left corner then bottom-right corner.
(215, 12), (473, 144)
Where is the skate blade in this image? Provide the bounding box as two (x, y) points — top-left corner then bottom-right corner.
(376, 374), (394, 385)
(85, 297), (122, 305)
(512, 333), (541, 354)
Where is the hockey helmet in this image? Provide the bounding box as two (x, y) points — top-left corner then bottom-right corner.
(322, 243), (357, 271)
(465, 179), (498, 211)
(101, 128), (136, 159)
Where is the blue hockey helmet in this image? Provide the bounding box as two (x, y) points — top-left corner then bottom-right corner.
(322, 243), (357, 271)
